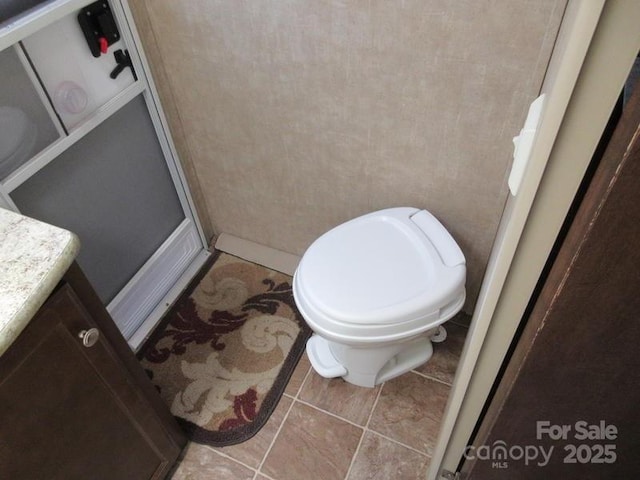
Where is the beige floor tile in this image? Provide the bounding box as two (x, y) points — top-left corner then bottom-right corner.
(261, 402), (363, 480)
(215, 395), (293, 468)
(284, 352), (311, 397)
(170, 443), (254, 480)
(347, 431), (431, 480)
(369, 373), (450, 456)
(299, 370), (381, 425)
(414, 323), (467, 384)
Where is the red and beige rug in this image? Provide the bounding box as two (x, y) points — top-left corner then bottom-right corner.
(138, 251), (310, 446)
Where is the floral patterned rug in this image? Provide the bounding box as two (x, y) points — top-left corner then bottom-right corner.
(138, 251), (311, 446)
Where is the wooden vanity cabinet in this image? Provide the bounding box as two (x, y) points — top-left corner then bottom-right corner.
(0, 262), (186, 480)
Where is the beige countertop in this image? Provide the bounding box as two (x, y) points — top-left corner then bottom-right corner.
(0, 208), (79, 357)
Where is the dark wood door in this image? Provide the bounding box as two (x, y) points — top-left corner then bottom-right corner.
(0, 285), (181, 480)
(462, 86), (640, 478)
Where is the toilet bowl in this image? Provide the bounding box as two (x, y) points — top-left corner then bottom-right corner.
(0, 106), (38, 181)
(293, 207), (466, 387)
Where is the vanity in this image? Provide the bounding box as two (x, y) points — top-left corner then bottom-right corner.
(0, 208), (185, 479)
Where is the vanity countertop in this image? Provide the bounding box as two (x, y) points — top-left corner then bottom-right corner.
(0, 208), (79, 357)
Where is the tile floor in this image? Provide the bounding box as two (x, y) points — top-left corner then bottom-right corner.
(169, 317), (469, 480)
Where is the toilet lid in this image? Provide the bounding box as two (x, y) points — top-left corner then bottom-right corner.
(294, 207), (466, 331)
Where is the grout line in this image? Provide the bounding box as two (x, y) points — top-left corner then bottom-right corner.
(409, 369), (453, 387)
(361, 380), (435, 458)
(293, 363), (312, 399)
(343, 426), (366, 480)
(366, 429), (433, 458)
(362, 381), (434, 458)
(253, 469), (277, 480)
(364, 382), (384, 430)
(256, 387), (300, 474)
(343, 384), (383, 480)
(344, 380), (384, 478)
(293, 397), (368, 430)
(254, 362), (312, 479)
(200, 444), (259, 475)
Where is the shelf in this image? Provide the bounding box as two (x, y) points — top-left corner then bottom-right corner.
(0, 0), (90, 52)
(2, 81), (146, 192)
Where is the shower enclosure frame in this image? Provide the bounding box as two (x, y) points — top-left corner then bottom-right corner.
(0, 0), (210, 348)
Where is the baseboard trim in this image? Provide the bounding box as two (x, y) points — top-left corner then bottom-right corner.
(215, 233), (301, 276)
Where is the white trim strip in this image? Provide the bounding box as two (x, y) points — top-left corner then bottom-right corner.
(215, 233), (301, 276)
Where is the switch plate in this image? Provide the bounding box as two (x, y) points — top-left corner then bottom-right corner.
(509, 94), (546, 196)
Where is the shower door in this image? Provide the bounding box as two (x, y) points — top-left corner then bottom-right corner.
(9, 94), (200, 341)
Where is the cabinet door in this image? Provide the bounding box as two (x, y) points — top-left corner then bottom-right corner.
(0, 285), (181, 480)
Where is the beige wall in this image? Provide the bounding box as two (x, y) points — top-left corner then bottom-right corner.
(129, 0), (565, 311)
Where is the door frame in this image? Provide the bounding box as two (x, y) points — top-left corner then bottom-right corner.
(428, 1), (640, 478)
(462, 59), (640, 479)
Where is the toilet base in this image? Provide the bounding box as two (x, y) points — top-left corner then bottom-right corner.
(306, 332), (437, 388)
(375, 338), (433, 385)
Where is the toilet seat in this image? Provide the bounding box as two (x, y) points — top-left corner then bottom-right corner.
(293, 207), (466, 344)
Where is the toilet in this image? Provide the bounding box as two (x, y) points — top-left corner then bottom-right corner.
(0, 106), (38, 181)
(293, 207), (466, 387)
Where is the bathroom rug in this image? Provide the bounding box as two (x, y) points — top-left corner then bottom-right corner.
(138, 250), (311, 446)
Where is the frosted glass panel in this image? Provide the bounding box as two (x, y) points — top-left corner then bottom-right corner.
(11, 95), (184, 303)
(0, 47), (60, 181)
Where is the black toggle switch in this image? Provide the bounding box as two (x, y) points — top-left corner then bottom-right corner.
(78, 1), (120, 57)
(110, 49), (136, 81)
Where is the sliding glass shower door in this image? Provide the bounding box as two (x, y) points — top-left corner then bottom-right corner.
(11, 96), (184, 305)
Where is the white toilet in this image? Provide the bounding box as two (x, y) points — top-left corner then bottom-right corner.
(0, 106), (38, 180)
(293, 207), (466, 387)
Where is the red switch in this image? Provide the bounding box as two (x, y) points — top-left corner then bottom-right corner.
(99, 37), (108, 54)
